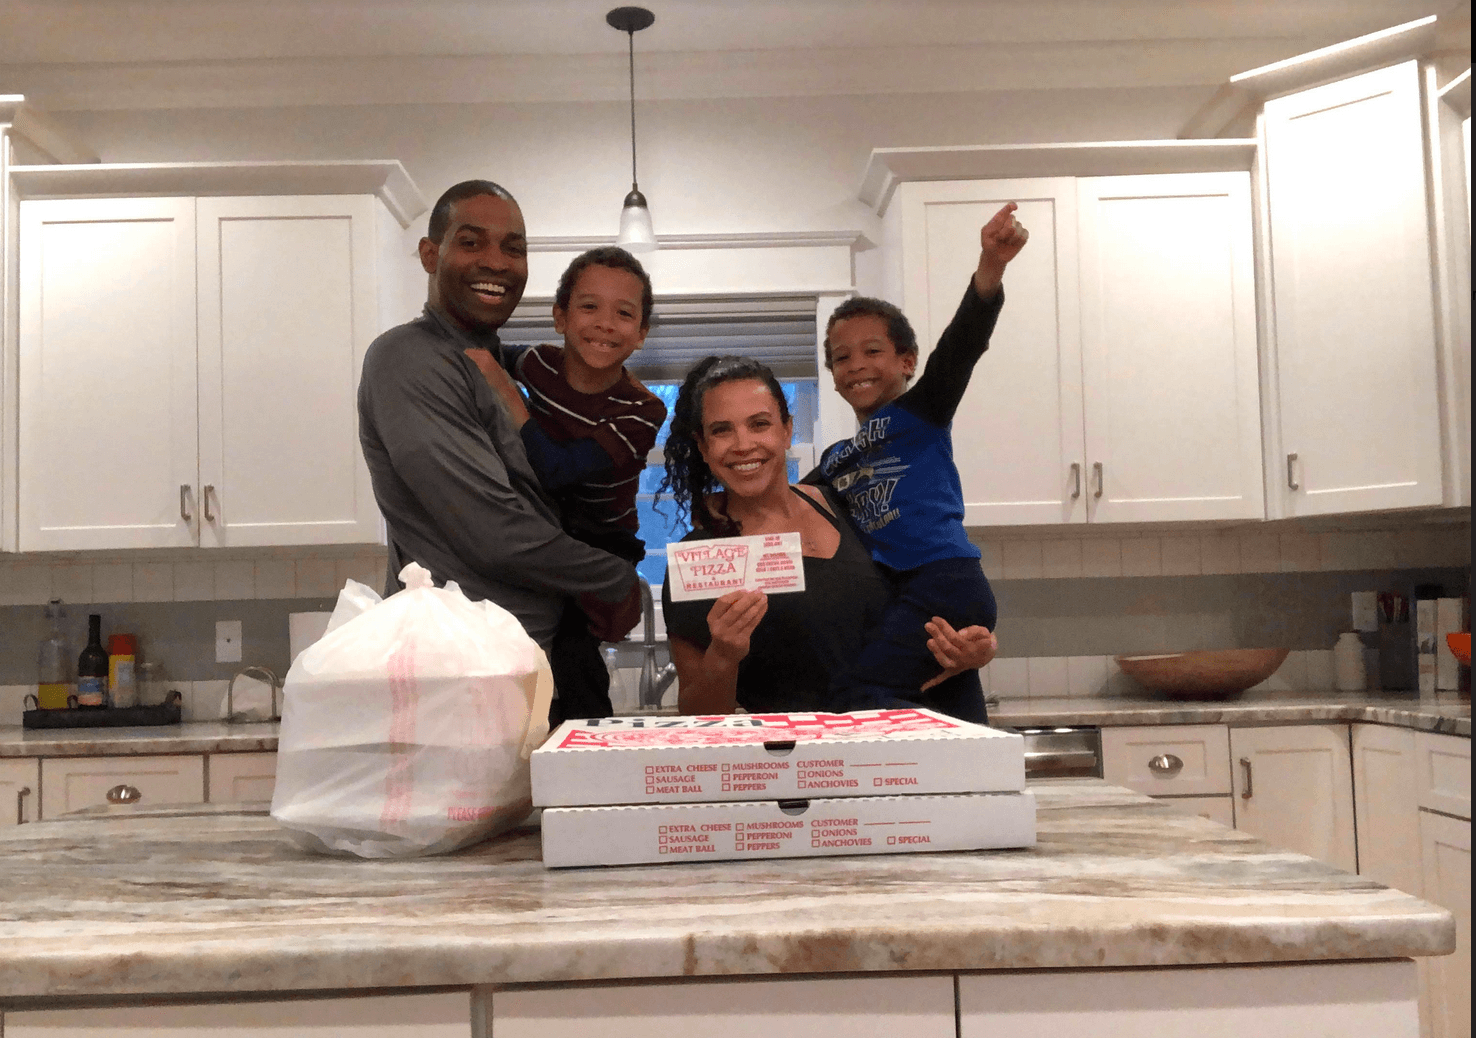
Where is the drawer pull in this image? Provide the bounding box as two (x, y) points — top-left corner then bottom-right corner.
(1239, 757), (1253, 800)
(1147, 753), (1183, 776)
(17, 786), (31, 825)
(106, 784), (143, 805)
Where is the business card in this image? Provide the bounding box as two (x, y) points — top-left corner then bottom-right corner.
(666, 533), (806, 601)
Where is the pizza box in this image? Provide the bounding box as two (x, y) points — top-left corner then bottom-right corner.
(531, 708), (1025, 807)
(541, 790), (1036, 868)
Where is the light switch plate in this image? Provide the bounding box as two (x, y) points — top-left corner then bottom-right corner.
(216, 620), (243, 663)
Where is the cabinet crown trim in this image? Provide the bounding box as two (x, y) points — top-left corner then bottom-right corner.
(1227, 15), (1440, 102)
(10, 159), (428, 227)
(858, 139), (1257, 214)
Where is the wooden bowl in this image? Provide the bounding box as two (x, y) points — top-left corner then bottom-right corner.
(1114, 648), (1291, 701)
(1447, 632), (1471, 667)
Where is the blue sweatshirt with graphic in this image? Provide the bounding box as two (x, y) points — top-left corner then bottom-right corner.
(817, 281), (1004, 572)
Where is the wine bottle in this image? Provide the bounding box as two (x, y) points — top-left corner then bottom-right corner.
(77, 614), (109, 709)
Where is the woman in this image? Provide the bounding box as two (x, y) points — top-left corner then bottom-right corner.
(658, 355), (996, 721)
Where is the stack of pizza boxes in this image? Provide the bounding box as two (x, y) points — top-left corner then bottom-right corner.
(531, 708), (1035, 868)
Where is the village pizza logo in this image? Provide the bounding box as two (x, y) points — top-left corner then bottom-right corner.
(554, 709), (959, 748)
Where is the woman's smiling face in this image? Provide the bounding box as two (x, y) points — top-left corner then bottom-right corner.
(697, 378), (793, 497)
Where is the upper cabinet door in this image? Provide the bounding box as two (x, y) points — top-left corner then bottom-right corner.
(896, 178), (1085, 525)
(1077, 172), (1264, 522)
(1263, 61), (1444, 516)
(18, 197), (199, 551)
(195, 195), (382, 547)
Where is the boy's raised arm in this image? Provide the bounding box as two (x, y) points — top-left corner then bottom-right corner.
(973, 201), (1030, 299)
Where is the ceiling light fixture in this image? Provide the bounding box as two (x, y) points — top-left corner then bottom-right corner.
(607, 5), (657, 253)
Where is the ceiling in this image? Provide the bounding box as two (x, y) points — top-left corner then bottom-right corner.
(1, 0), (1470, 110)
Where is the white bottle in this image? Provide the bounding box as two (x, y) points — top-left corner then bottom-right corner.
(603, 647), (632, 715)
(1334, 632), (1366, 692)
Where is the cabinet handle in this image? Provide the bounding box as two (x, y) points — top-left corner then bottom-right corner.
(1092, 461), (1104, 499)
(17, 786), (31, 825)
(1147, 753), (1183, 776)
(179, 484), (193, 523)
(1070, 462), (1082, 499)
(1239, 757), (1253, 800)
(106, 784), (142, 805)
(203, 484), (217, 524)
(1286, 452), (1299, 491)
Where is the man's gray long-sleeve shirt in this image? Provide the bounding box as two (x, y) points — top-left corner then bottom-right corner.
(358, 305), (637, 648)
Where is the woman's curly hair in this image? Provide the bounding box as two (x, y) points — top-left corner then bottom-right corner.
(656, 355), (791, 536)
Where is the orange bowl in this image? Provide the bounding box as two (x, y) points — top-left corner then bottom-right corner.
(1115, 648), (1291, 701)
(1447, 632), (1471, 666)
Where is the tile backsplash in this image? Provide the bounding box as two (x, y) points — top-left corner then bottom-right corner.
(0, 519), (1469, 722)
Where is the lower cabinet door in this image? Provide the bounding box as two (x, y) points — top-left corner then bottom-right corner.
(0, 758), (40, 826)
(1352, 724), (1423, 896)
(959, 960), (1420, 1036)
(491, 974), (956, 1038)
(207, 752), (277, 804)
(3, 991), (472, 1037)
(39, 755), (204, 819)
(1420, 810), (1471, 1038)
(1230, 724), (1356, 873)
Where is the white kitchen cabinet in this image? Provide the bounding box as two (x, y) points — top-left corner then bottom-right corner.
(1353, 724), (1423, 896)
(491, 974), (955, 1038)
(1414, 731), (1471, 820)
(1260, 61), (1448, 516)
(207, 750), (277, 803)
(3, 990), (473, 1037)
(1075, 173), (1263, 522)
(890, 171), (1261, 527)
(0, 757), (40, 826)
(39, 754), (203, 819)
(1230, 724), (1356, 873)
(1101, 724), (1232, 798)
(892, 177), (1082, 526)
(18, 193), (384, 551)
(959, 960), (1421, 1038)
(1419, 809), (1471, 1038)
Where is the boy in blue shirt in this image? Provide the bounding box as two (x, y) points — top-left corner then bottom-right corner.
(816, 203), (1028, 723)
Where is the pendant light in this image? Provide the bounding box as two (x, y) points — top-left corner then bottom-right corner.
(607, 6), (657, 252)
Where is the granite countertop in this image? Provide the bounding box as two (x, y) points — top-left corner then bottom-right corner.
(0, 692), (1465, 758)
(0, 779), (1454, 1001)
(0, 721), (279, 758)
(994, 691), (1471, 737)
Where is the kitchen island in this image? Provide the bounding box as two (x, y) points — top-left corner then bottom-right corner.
(0, 779), (1454, 1036)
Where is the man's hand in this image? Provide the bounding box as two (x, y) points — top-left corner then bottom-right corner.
(464, 347), (529, 427)
(580, 580), (643, 643)
(919, 618), (998, 692)
(974, 202), (1029, 299)
(706, 590), (768, 666)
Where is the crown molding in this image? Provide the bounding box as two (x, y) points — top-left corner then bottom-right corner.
(527, 230), (864, 253)
(858, 139), (1258, 214)
(1227, 14), (1441, 101)
(9, 160), (428, 226)
(0, 95), (97, 164)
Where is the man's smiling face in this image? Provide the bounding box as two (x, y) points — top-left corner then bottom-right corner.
(419, 193), (528, 334)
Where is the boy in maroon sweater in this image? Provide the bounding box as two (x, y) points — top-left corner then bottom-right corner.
(465, 247), (666, 721)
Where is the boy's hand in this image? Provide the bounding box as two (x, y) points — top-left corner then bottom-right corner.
(464, 347), (530, 428)
(974, 202), (1029, 299)
(919, 618), (997, 691)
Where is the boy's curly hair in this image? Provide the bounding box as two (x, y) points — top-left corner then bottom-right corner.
(554, 246), (654, 329)
(822, 296), (918, 370)
(656, 355), (791, 537)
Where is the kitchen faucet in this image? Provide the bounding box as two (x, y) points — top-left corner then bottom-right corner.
(637, 577), (678, 709)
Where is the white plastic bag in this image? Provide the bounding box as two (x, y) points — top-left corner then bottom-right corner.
(270, 563), (553, 858)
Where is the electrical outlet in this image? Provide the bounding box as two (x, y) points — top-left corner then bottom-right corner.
(216, 620), (243, 663)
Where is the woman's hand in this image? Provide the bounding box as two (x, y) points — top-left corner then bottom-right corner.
(919, 618), (997, 691)
(671, 590), (769, 715)
(707, 590), (768, 664)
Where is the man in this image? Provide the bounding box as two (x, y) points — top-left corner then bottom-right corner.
(358, 179), (641, 649)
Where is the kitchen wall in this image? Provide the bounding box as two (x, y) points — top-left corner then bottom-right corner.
(1, 517), (1467, 722)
